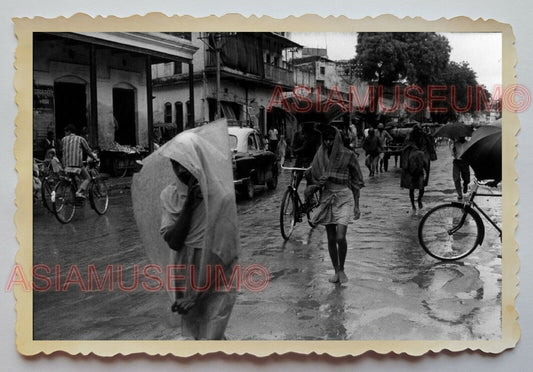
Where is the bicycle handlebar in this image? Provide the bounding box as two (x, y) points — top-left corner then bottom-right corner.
(474, 179), (500, 188)
(281, 165), (311, 172)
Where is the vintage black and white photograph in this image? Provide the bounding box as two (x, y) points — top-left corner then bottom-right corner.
(25, 24), (512, 349)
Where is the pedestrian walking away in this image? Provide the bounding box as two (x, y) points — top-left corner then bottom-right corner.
(277, 134), (287, 166)
(400, 124), (436, 211)
(305, 124), (364, 284)
(362, 128), (381, 177)
(376, 123), (393, 172)
(450, 136), (471, 200)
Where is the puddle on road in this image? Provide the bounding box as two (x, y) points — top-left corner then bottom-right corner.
(269, 267), (302, 281)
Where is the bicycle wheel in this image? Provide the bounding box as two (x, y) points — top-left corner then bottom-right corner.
(52, 181), (76, 224)
(280, 188), (297, 240)
(306, 189), (321, 228)
(41, 178), (55, 211)
(89, 178), (109, 215)
(418, 203), (483, 260)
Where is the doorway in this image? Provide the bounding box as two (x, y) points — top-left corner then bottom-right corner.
(113, 87), (136, 145)
(54, 82), (87, 138)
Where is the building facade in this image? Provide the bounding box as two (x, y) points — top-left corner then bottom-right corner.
(33, 32), (197, 158)
(151, 32), (301, 139)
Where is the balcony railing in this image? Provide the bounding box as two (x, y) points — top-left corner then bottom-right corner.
(206, 52), (294, 86)
(263, 64), (294, 86)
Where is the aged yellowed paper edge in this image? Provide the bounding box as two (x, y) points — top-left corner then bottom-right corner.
(13, 13), (520, 357)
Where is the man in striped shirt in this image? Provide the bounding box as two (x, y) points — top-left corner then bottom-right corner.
(61, 124), (98, 198)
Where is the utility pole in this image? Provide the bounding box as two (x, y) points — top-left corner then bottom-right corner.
(198, 32), (238, 121)
(215, 33), (221, 119)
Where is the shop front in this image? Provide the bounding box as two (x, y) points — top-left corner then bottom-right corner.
(33, 32), (197, 174)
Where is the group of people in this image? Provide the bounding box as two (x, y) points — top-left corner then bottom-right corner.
(153, 121), (365, 340)
(361, 123), (393, 177)
(151, 119), (474, 340)
(360, 123), (444, 212)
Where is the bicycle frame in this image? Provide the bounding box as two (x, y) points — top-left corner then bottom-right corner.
(281, 165), (310, 210)
(60, 160), (101, 193)
(462, 181), (502, 239)
(448, 180), (502, 244)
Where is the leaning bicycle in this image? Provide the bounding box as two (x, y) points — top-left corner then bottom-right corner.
(51, 159), (109, 224)
(279, 165), (321, 240)
(35, 158), (61, 212)
(418, 179), (502, 261)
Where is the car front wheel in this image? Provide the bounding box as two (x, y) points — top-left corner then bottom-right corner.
(243, 178), (254, 199)
(266, 171), (278, 190)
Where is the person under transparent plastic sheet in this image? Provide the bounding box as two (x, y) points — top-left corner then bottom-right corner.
(141, 120), (240, 340)
(160, 160), (236, 339)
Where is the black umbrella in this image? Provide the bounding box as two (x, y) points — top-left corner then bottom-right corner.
(459, 125), (502, 182)
(433, 123), (474, 139)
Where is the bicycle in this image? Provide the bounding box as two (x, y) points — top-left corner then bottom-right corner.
(418, 179), (502, 261)
(279, 165), (321, 240)
(35, 158), (60, 212)
(51, 159), (109, 224)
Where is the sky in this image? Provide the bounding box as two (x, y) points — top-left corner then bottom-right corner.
(288, 32), (502, 92)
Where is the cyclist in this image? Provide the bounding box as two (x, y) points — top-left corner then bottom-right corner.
(60, 124), (98, 198)
(292, 122), (321, 190)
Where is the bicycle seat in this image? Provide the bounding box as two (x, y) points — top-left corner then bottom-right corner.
(64, 166), (82, 175)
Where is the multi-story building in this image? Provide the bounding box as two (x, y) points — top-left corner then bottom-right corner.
(151, 32), (302, 139)
(292, 48), (353, 97)
(33, 32), (197, 160)
(291, 48), (369, 136)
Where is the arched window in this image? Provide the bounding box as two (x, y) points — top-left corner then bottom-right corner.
(175, 102), (184, 132)
(164, 102), (172, 123)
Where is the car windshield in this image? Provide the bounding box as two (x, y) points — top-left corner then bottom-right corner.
(228, 135), (237, 150)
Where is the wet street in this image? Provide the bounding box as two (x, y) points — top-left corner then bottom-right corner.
(32, 146), (502, 340)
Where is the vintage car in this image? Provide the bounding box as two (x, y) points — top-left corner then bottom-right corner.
(228, 126), (278, 198)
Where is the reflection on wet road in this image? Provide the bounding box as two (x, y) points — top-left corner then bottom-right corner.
(33, 147), (502, 340)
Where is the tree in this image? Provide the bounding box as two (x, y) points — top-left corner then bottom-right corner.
(355, 32), (451, 86)
(429, 61), (479, 123)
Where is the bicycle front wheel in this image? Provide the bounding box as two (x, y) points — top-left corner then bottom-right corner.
(89, 178), (109, 215)
(52, 181), (76, 224)
(41, 178), (55, 211)
(418, 203), (482, 260)
(280, 188), (297, 240)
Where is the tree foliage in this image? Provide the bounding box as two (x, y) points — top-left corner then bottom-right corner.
(355, 32), (451, 85)
(354, 33), (492, 123)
